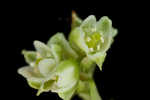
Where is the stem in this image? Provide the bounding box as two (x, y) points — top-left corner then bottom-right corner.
(89, 79), (102, 100)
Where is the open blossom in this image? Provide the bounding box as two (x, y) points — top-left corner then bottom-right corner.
(69, 15), (117, 70)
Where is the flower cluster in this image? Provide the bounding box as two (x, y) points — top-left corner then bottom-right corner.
(18, 12), (118, 100)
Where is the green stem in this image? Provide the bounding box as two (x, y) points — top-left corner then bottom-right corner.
(89, 79), (102, 100)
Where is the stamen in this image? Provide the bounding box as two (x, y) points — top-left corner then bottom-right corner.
(30, 62), (35, 66)
(97, 45), (100, 51)
(89, 48), (94, 52)
(101, 37), (104, 43)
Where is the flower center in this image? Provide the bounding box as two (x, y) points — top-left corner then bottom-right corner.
(85, 32), (104, 53)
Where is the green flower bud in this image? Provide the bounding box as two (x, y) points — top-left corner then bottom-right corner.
(69, 15), (117, 70)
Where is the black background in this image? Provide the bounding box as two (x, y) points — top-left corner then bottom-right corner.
(2, 2), (145, 100)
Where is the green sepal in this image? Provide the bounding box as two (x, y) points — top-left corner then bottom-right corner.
(80, 56), (95, 73)
(17, 66), (44, 89)
(58, 85), (76, 100)
(88, 52), (106, 71)
(22, 50), (37, 66)
(55, 59), (79, 93)
(36, 80), (55, 96)
(69, 28), (89, 54)
(38, 59), (56, 77)
(96, 16), (112, 36)
(96, 16), (113, 52)
(17, 66), (44, 81)
(50, 44), (62, 63)
(28, 80), (42, 89)
(71, 11), (82, 30)
(34, 40), (53, 58)
(47, 33), (78, 59)
(81, 15), (96, 35)
(42, 80), (55, 91)
(112, 27), (118, 37)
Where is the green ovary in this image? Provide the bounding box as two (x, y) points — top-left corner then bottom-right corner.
(85, 32), (104, 53)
